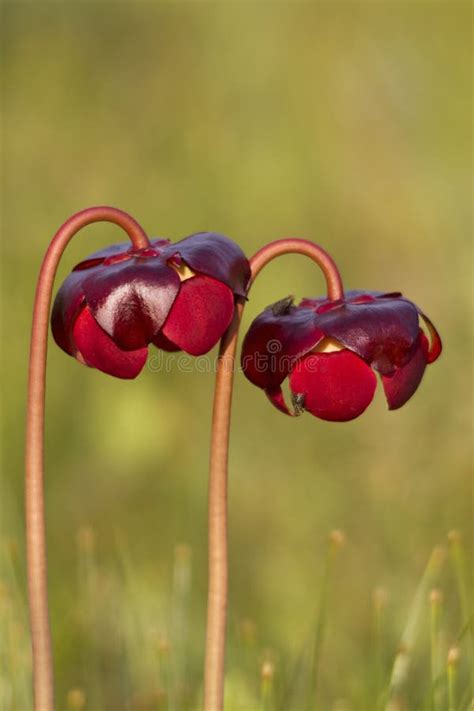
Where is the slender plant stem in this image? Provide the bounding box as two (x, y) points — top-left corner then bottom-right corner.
(308, 530), (345, 711)
(429, 589), (442, 711)
(25, 206), (150, 711)
(249, 239), (344, 300)
(447, 648), (460, 711)
(203, 239), (343, 711)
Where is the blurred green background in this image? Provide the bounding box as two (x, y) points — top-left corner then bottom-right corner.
(1, 2), (472, 710)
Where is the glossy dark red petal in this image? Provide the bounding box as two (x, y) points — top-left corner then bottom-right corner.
(51, 270), (89, 354)
(81, 258), (181, 350)
(73, 241), (133, 271)
(72, 307), (148, 379)
(152, 331), (182, 352)
(419, 312), (442, 364)
(381, 332), (429, 410)
(162, 232), (250, 297)
(314, 297), (420, 374)
(160, 275), (234, 355)
(150, 238), (173, 251)
(345, 289), (404, 302)
(265, 386), (293, 416)
(299, 296), (329, 310)
(396, 297), (442, 364)
(300, 291), (402, 312)
(241, 305), (324, 389)
(289, 350), (377, 422)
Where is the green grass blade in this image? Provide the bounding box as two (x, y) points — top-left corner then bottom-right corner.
(385, 545), (446, 709)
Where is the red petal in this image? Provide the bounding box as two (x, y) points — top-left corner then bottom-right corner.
(153, 331), (182, 352)
(160, 275), (235, 356)
(51, 270), (89, 354)
(72, 241), (133, 271)
(265, 386), (293, 416)
(162, 232), (250, 297)
(241, 304), (324, 389)
(345, 289), (402, 301)
(314, 296), (420, 374)
(72, 307), (148, 379)
(381, 332), (428, 410)
(81, 258), (180, 350)
(299, 291), (390, 311)
(289, 350), (377, 422)
(419, 312), (442, 364)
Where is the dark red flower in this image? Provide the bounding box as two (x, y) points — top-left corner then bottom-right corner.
(52, 232), (250, 379)
(241, 290), (441, 422)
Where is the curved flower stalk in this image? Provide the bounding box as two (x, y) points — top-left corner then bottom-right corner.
(203, 239), (441, 710)
(203, 240), (344, 711)
(26, 207), (150, 711)
(25, 206), (249, 711)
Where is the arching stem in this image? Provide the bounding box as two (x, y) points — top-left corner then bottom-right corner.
(25, 207), (150, 711)
(203, 239), (344, 711)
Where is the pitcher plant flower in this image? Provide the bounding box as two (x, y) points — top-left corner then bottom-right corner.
(25, 205), (250, 711)
(203, 240), (440, 711)
(51, 232), (250, 378)
(241, 290), (442, 421)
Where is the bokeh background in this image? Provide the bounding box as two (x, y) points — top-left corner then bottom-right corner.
(1, 2), (472, 710)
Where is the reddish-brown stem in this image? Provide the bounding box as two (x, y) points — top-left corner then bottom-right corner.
(250, 239), (344, 300)
(203, 239), (343, 711)
(25, 207), (150, 711)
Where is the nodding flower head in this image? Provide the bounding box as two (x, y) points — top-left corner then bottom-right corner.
(241, 290), (441, 422)
(52, 232), (250, 379)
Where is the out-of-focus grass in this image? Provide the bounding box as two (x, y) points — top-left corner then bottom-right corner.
(1, 528), (472, 710)
(1, 1), (472, 709)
